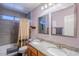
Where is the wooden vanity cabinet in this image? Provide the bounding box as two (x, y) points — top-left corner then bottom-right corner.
(26, 44), (45, 56)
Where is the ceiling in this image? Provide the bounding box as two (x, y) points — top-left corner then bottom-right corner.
(0, 3), (41, 14)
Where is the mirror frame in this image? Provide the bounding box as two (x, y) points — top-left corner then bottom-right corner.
(51, 4), (77, 37)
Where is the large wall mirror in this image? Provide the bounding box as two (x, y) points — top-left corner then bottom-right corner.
(38, 15), (49, 34)
(51, 5), (76, 37)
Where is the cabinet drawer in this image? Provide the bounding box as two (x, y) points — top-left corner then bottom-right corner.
(29, 46), (37, 55)
(31, 52), (37, 56)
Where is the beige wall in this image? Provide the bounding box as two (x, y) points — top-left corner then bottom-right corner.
(31, 3), (79, 48)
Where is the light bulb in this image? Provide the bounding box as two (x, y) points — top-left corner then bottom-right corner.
(48, 3), (53, 6)
(44, 4), (48, 8)
(41, 6), (44, 10)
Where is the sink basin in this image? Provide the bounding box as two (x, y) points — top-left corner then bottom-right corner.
(31, 41), (40, 44)
(47, 47), (67, 56)
(32, 39), (40, 42)
(62, 48), (79, 56)
(31, 39), (41, 45)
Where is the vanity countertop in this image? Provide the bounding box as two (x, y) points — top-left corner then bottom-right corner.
(29, 41), (67, 56)
(29, 39), (79, 56)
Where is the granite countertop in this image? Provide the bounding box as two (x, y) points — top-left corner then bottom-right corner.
(29, 39), (79, 56)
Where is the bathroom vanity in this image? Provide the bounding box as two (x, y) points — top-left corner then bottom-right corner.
(25, 39), (79, 56)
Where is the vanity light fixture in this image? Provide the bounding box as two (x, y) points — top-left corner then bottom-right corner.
(48, 3), (53, 6)
(41, 3), (56, 10)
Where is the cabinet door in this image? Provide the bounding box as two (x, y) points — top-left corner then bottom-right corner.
(27, 45), (38, 56)
(31, 52), (37, 56)
(26, 48), (30, 56)
(29, 46), (37, 55)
